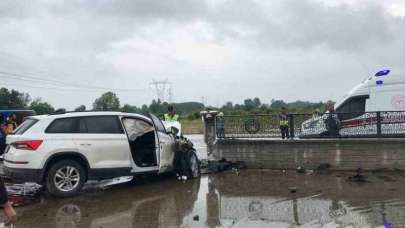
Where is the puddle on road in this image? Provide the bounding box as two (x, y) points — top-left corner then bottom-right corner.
(6, 170), (405, 228)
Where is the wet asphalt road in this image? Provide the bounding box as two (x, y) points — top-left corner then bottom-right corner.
(8, 170), (405, 228)
(3, 135), (405, 227)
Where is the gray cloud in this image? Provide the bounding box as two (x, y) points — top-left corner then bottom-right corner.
(0, 0), (404, 109)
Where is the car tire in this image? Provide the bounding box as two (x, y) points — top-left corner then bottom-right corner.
(45, 160), (86, 198)
(184, 150), (201, 179)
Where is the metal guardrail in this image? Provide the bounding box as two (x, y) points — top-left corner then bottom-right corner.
(215, 111), (405, 139)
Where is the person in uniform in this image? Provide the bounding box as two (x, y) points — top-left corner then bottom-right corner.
(164, 105), (179, 122)
(279, 107), (290, 139)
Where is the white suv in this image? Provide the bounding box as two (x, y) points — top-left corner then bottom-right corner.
(3, 112), (200, 197)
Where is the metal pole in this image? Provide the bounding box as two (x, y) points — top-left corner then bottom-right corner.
(376, 112), (382, 137)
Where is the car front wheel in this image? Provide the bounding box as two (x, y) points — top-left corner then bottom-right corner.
(185, 150), (201, 179)
(45, 160), (86, 197)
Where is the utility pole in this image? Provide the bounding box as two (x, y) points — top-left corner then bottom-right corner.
(168, 86), (173, 103)
(150, 79), (170, 103)
(201, 96), (206, 107)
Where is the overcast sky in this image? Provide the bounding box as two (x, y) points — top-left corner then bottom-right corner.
(0, 0), (405, 109)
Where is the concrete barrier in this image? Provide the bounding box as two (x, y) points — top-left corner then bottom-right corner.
(213, 138), (405, 170)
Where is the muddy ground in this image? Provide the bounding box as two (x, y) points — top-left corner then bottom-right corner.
(2, 135), (405, 227)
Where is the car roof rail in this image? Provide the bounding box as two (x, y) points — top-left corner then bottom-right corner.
(48, 110), (126, 115)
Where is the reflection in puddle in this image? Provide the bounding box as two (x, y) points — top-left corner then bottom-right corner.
(10, 165), (405, 228)
(55, 204), (81, 228)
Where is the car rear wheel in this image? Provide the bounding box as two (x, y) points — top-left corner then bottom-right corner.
(45, 160), (86, 197)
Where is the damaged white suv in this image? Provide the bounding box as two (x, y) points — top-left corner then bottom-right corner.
(3, 112), (200, 197)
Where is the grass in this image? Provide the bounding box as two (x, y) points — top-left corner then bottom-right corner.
(180, 118), (204, 135)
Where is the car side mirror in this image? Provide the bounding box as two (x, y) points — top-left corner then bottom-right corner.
(169, 126), (179, 135)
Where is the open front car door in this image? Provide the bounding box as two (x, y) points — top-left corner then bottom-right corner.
(148, 113), (176, 173)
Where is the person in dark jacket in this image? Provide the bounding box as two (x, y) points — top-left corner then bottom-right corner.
(0, 178), (16, 224)
(325, 101), (340, 137)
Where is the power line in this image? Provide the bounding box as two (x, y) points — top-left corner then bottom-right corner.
(0, 81), (151, 94)
(0, 83), (151, 94)
(0, 70), (150, 92)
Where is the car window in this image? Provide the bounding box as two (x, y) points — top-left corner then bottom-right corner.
(13, 118), (38, 135)
(46, 118), (79, 133)
(79, 118), (87, 133)
(149, 114), (166, 133)
(122, 118), (154, 141)
(81, 116), (124, 134)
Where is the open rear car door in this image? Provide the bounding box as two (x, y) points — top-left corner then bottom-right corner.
(148, 113), (176, 173)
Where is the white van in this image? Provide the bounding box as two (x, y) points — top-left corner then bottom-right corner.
(300, 70), (405, 137)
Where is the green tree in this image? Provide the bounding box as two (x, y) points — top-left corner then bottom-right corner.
(244, 98), (256, 111)
(270, 99), (287, 109)
(149, 99), (168, 116)
(141, 104), (149, 114)
(223, 101), (233, 109)
(93, 92), (120, 111)
(30, 98), (55, 115)
(253, 97), (261, 107)
(74, 105), (86, 112)
(121, 104), (140, 113)
(0, 88), (30, 109)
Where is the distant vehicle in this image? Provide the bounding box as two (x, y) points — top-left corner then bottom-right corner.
(0, 110), (35, 154)
(3, 112), (200, 197)
(300, 70), (405, 137)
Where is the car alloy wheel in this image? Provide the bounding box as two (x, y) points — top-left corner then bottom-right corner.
(54, 166), (81, 192)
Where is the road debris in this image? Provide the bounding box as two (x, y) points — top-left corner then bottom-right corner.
(6, 182), (42, 197)
(8, 195), (25, 207)
(316, 163), (332, 174)
(200, 159), (246, 174)
(348, 168), (367, 182)
(4, 182), (42, 207)
(296, 166), (306, 174)
(288, 187), (297, 193)
(84, 176), (134, 191)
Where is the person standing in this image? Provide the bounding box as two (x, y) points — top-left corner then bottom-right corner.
(325, 101), (340, 137)
(5, 114), (17, 135)
(0, 178), (17, 225)
(279, 107), (290, 139)
(164, 105), (179, 122)
(216, 112), (225, 138)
